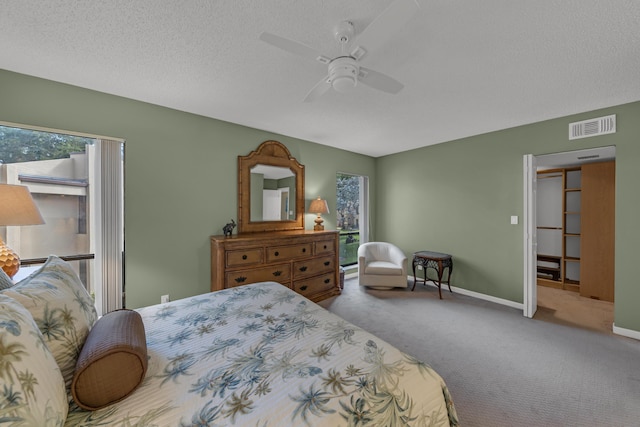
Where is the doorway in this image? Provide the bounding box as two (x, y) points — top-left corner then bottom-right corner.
(523, 146), (616, 329)
(336, 173), (369, 267)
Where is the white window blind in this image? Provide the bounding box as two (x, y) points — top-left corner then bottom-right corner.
(90, 139), (124, 314)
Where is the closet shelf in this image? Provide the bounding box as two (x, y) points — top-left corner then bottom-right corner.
(537, 166), (585, 293)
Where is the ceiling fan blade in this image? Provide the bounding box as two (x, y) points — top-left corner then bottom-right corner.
(351, 0), (420, 59)
(358, 67), (404, 94)
(259, 32), (326, 62)
(303, 77), (332, 102)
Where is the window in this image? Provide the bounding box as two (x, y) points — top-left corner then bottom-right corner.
(0, 123), (124, 315)
(336, 173), (368, 266)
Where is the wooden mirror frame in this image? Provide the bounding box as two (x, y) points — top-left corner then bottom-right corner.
(238, 140), (305, 233)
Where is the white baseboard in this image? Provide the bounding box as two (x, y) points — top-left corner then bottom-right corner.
(449, 285), (524, 310)
(407, 277), (640, 341)
(406, 276), (524, 310)
(612, 324), (640, 341)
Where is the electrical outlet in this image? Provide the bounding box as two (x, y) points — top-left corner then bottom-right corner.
(161, 294), (170, 304)
(417, 265), (423, 270)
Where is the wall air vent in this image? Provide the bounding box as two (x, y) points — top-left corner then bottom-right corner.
(577, 155), (600, 160)
(569, 114), (616, 140)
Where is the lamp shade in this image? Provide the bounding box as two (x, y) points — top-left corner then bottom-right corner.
(0, 184), (44, 278)
(0, 184), (45, 226)
(308, 197), (329, 214)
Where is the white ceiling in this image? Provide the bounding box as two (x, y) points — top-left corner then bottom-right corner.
(2, 1), (640, 157)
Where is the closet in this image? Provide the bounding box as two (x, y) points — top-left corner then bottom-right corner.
(536, 161), (615, 301)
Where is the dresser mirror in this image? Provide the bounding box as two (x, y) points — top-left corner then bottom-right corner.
(238, 140), (305, 233)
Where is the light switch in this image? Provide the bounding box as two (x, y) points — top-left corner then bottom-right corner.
(511, 215), (518, 225)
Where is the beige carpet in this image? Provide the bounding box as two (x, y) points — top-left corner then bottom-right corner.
(535, 285), (614, 334)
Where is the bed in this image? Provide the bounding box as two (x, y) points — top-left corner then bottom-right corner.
(1, 256), (459, 426)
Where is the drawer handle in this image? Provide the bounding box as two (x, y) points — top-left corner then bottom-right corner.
(300, 285), (308, 291)
(235, 276), (247, 283)
(273, 270), (282, 277)
(302, 248), (306, 253)
(324, 261), (330, 266)
(242, 255), (247, 260)
(299, 266), (308, 272)
(324, 279), (330, 284)
(274, 251), (279, 256)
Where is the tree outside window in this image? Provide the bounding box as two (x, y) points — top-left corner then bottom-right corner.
(337, 173), (360, 265)
(0, 126), (89, 163)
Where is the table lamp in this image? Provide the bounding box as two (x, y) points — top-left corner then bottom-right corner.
(308, 197), (329, 231)
(0, 184), (45, 278)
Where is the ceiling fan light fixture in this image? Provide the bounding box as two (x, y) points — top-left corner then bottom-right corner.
(332, 75), (356, 93)
(329, 57), (358, 93)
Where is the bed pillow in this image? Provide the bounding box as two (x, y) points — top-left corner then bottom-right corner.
(1, 255), (98, 397)
(72, 309), (148, 410)
(0, 293), (68, 426)
(0, 267), (14, 290)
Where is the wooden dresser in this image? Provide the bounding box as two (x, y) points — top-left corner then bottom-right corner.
(210, 230), (341, 302)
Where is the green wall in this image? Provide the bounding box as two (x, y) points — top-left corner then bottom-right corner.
(0, 69), (376, 308)
(2, 68), (639, 334)
(376, 101), (640, 332)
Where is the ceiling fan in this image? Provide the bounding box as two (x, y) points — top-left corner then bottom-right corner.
(259, 0), (420, 102)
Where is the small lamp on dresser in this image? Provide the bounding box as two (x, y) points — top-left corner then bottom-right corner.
(308, 197), (329, 231)
(0, 184), (45, 278)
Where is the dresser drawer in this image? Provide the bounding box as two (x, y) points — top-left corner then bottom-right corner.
(267, 243), (313, 263)
(314, 239), (335, 255)
(293, 272), (336, 298)
(226, 248), (264, 267)
(225, 263), (290, 288)
(293, 255), (335, 279)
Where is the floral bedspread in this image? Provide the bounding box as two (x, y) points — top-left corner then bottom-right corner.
(66, 282), (459, 426)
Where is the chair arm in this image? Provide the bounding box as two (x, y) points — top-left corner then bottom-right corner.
(358, 255), (367, 271)
(388, 247), (408, 266)
(357, 245), (369, 269)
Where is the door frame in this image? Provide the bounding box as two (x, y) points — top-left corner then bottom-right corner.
(523, 146), (616, 318)
(523, 154), (537, 318)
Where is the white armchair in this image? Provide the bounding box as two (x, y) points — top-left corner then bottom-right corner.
(358, 242), (408, 289)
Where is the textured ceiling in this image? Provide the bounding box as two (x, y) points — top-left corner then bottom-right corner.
(2, 1), (640, 157)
